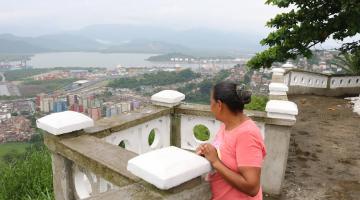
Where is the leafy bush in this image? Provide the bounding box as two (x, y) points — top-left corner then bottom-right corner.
(108, 69), (200, 88)
(0, 142), (54, 200)
(245, 95), (268, 111)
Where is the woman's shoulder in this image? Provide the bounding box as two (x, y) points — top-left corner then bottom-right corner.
(236, 119), (262, 138)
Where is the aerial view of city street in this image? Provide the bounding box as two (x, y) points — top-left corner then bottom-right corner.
(0, 1), (359, 200)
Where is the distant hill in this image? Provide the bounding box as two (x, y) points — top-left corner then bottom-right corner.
(0, 33), (189, 54)
(0, 34), (104, 53)
(26, 34), (105, 51)
(0, 38), (47, 54)
(73, 24), (265, 53)
(0, 24), (266, 55)
(101, 40), (189, 54)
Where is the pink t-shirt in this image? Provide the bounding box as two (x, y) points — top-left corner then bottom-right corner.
(210, 119), (266, 200)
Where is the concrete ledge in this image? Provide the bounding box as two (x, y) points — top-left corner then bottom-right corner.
(175, 103), (268, 122)
(84, 106), (172, 137)
(288, 86), (360, 97)
(284, 68), (360, 77)
(44, 134), (140, 187)
(85, 180), (211, 200)
(84, 184), (163, 200)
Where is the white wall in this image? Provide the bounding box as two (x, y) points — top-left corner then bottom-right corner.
(289, 72), (328, 88)
(329, 76), (360, 88)
(287, 71), (360, 89)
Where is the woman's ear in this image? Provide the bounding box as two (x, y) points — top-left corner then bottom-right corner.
(217, 100), (222, 111)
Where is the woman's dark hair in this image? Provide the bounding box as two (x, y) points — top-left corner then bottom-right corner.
(212, 81), (252, 113)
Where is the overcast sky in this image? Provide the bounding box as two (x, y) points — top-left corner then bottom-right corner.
(0, 0), (286, 36)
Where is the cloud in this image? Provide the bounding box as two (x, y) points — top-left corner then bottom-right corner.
(0, 0), (285, 35)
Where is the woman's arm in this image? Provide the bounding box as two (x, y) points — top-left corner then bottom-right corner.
(199, 143), (261, 197)
(213, 160), (261, 197)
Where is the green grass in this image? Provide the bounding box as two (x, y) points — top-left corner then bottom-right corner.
(245, 95), (269, 111)
(193, 125), (210, 141)
(108, 69), (200, 89)
(0, 142), (30, 164)
(21, 78), (79, 94)
(0, 145), (54, 200)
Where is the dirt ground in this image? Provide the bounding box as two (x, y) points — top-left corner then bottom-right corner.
(265, 95), (360, 200)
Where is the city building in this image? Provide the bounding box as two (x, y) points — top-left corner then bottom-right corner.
(53, 100), (68, 112)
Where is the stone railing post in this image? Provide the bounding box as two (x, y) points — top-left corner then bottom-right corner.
(263, 100), (298, 195)
(261, 68), (298, 195)
(36, 111), (94, 200)
(354, 94), (360, 115)
(269, 68), (288, 100)
(151, 90), (185, 148)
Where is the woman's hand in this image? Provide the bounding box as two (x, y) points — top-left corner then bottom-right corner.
(196, 145), (204, 155)
(197, 143), (220, 165)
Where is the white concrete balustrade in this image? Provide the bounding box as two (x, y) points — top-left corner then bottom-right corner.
(285, 70), (360, 89)
(73, 164), (118, 199)
(37, 86), (298, 199)
(330, 76), (360, 88)
(180, 114), (266, 151)
(283, 70), (360, 96)
(180, 115), (221, 151)
(287, 71), (328, 88)
(103, 115), (171, 154)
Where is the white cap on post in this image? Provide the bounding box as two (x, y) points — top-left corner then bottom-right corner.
(36, 111), (94, 135)
(127, 146), (211, 190)
(269, 83), (289, 96)
(151, 90), (185, 107)
(282, 62), (296, 69)
(272, 68), (285, 76)
(265, 100), (298, 120)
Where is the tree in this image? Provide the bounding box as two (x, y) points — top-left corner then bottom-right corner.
(247, 0), (360, 69)
(332, 50), (360, 75)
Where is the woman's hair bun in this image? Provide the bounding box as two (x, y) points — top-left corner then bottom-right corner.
(236, 84), (252, 105)
(241, 90), (252, 104)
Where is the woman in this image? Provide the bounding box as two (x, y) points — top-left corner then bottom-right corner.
(197, 81), (266, 200)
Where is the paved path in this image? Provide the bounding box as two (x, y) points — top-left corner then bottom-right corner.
(266, 95), (360, 200)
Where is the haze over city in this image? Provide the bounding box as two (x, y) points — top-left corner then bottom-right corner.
(0, 0), (283, 35)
